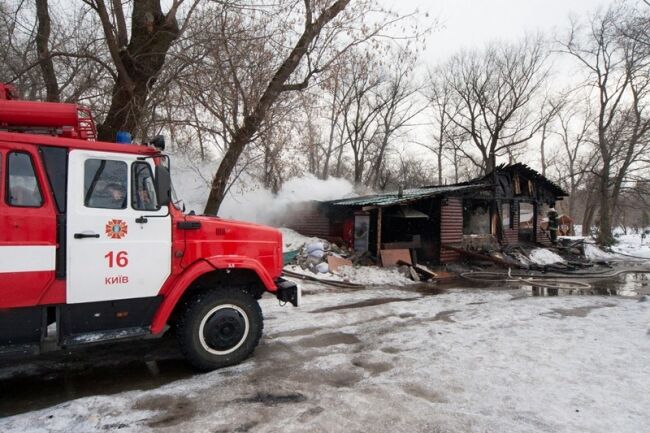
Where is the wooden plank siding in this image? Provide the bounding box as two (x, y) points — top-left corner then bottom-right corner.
(283, 203), (331, 240)
(502, 203), (519, 245)
(502, 218), (519, 245)
(536, 214), (553, 246)
(440, 198), (463, 263)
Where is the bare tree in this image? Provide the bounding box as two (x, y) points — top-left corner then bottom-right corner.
(3, 0), (191, 139)
(551, 95), (599, 224)
(537, 94), (565, 177)
(618, 0), (650, 52)
(559, 5), (650, 244)
(320, 62), (352, 179)
(366, 50), (423, 189)
(441, 36), (551, 173)
(201, 0), (424, 213)
(339, 54), (384, 185)
(391, 152), (436, 189)
(296, 91), (324, 176)
(423, 68), (463, 184)
(202, 0), (398, 213)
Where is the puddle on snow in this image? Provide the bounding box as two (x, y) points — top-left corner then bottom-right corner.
(520, 272), (650, 298)
(0, 336), (194, 417)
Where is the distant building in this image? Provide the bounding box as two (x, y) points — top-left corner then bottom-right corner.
(281, 164), (568, 265)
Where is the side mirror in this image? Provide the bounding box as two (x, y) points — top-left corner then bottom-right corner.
(149, 135), (165, 150)
(155, 165), (171, 206)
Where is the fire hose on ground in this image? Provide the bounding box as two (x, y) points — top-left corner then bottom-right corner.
(460, 267), (650, 291)
(461, 269), (593, 290)
(282, 269), (366, 289)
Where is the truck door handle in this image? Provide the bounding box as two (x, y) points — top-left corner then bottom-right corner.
(74, 233), (100, 239)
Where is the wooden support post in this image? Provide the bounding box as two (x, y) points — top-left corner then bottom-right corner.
(377, 207), (382, 260)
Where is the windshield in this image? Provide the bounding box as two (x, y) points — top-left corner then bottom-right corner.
(170, 178), (184, 210)
(158, 154), (184, 211)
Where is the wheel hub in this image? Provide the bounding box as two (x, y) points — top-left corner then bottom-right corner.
(203, 308), (247, 351)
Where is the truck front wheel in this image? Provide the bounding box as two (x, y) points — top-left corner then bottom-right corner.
(176, 288), (263, 371)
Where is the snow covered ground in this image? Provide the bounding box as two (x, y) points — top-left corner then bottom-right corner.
(558, 230), (650, 262)
(1, 283), (648, 433)
(611, 233), (650, 259)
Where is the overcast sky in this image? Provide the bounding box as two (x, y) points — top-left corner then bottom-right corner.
(377, 0), (622, 169)
(385, 0), (617, 60)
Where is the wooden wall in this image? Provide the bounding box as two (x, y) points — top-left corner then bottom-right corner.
(440, 197), (463, 263)
(282, 202), (331, 240)
(502, 217), (520, 245)
(502, 201), (520, 245)
(536, 214), (553, 246)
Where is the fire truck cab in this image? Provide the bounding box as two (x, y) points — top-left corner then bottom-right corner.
(0, 85), (299, 370)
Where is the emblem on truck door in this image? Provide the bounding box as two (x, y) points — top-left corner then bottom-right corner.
(105, 219), (128, 239)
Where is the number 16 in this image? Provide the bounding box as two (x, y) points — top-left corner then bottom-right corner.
(105, 251), (129, 268)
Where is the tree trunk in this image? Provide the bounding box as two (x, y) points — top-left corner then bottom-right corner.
(453, 147), (459, 183)
(353, 151), (363, 185)
(369, 133), (389, 188)
(35, 0), (59, 102)
(436, 122), (443, 184)
(437, 147), (442, 185)
(322, 78), (341, 180)
(540, 124), (547, 177)
(204, 137), (247, 215)
(596, 166), (614, 245)
(582, 203), (597, 237)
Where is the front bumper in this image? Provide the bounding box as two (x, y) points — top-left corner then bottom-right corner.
(275, 277), (301, 307)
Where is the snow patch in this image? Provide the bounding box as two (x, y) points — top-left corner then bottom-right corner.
(279, 228), (317, 252)
(528, 248), (565, 265)
(337, 265), (414, 286)
(285, 264), (413, 286)
(584, 243), (616, 260)
(611, 233), (650, 259)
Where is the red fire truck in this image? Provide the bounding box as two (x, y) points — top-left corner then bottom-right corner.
(0, 84), (299, 370)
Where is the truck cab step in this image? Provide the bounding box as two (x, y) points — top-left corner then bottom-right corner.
(61, 327), (150, 347)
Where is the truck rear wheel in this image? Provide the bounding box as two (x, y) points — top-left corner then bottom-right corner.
(176, 288), (263, 371)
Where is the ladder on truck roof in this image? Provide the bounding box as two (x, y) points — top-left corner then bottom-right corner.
(0, 83), (97, 141)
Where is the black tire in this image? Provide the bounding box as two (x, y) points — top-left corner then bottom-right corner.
(175, 288), (263, 371)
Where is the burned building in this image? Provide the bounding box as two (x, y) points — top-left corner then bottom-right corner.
(283, 164), (568, 265)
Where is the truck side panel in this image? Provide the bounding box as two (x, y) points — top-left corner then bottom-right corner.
(0, 142), (58, 308)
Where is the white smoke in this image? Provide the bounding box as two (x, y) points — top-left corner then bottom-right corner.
(170, 152), (356, 224)
(219, 174), (356, 224)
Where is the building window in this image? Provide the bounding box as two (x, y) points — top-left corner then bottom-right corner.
(6, 152), (43, 207)
(519, 202), (535, 229)
(84, 159), (128, 209)
(513, 174), (521, 195)
(502, 202), (511, 229)
(463, 201), (491, 235)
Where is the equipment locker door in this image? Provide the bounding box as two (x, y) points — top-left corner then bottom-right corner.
(66, 150), (171, 304)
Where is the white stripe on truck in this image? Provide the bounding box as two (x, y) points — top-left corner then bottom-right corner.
(0, 245), (56, 273)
